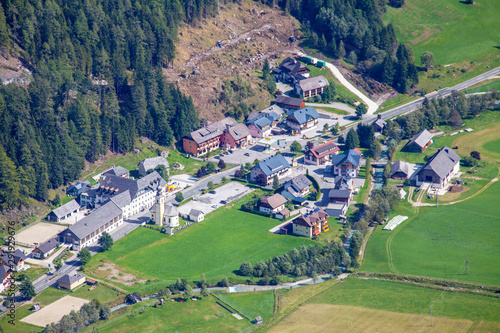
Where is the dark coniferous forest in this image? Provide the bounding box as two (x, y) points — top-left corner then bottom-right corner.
(0, 0), (413, 210)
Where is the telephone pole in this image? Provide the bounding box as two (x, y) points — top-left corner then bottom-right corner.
(465, 258), (470, 275)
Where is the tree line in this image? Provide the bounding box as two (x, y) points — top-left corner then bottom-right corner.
(0, 0), (231, 210)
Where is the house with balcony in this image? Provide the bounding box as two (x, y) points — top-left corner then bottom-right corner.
(294, 76), (329, 98)
(250, 155), (291, 185)
(331, 149), (361, 178)
(281, 175), (312, 199)
(414, 146), (460, 188)
(286, 107), (320, 134)
(274, 95), (305, 111)
(292, 208), (329, 238)
(304, 140), (340, 165)
(0, 265), (12, 293)
(221, 123), (252, 148)
(259, 194), (287, 214)
(273, 57), (310, 84)
(182, 117), (238, 156)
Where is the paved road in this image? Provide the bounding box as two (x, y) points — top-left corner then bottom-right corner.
(33, 253), (80, 293)
(364, 65), (500, 123)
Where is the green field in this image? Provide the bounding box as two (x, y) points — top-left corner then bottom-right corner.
(385, 0), (500, 65)
(218, 291), (275, 321)
(484, 138), (500, 154)
(88, 194), (314, 291)
(465, 80), (500, 94)
(362, 181), (500, 286)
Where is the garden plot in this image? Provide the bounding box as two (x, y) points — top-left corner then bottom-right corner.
(383, 216), (408, 231)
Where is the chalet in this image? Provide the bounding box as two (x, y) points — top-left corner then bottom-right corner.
(282, 175), (312, 198)
(250, 155), (291, 185)
(247, 105), (284, 126)
(328, 189), (352, 204)
(58, 272), (86, 290)
(58, 200), (123, 251)
(0, 265), (12, 293)
(371, 115), (386, 132)
(406, 129), (433, 153)
(183, 117), (237, 156)
(66, 181), (90, 197)
(89, 172), (166, 219)
(47, 199), (81, 222)
(189, 209), (205, 222)
(273, 57), (310, 83)
(138, 156), (169, 176)
(333, 176), (354, 191)
(221, 123), (252, 148)
(286, 107), (320, 134)
(391, 161), (414, 180)
(294, 76), (329, 98)
(414, 147), (460, 188)
(247, 116), (273, 138)
(259, 194), (287, 214)
(304, 141), (340, 165)
(0, 249), (26, 272)
(274, 95), (305, 110)
(331, 149), (361, 178)
(32, 239), (59, 259)
(292, 208), (329, 238)
(100, 166), (129, 181)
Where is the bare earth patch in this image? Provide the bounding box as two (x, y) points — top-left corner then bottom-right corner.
(93, 261), (147, 286)
(21, 295), (90, 327)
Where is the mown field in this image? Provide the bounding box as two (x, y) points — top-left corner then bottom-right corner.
(88, 193), (314, 292)
(465, 80), (500, 94)
(362, 180), (500, 286)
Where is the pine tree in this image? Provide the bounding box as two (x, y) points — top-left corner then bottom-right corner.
(0, 146), (21, 210)
(345, 129), (359, 149)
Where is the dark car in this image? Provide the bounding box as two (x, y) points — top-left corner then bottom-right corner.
(209, 190), (216, 194)
(244, 152), (250, 156)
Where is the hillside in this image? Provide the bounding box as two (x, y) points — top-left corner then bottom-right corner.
(164, 1), (301, 121)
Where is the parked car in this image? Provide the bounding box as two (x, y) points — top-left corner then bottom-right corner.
(209, 190), (216, 194)
(220, 200), (227, 204)
(244, 152), (250, 156)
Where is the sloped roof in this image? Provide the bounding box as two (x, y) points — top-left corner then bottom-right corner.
(251, 116), (272, 130)
(372, 118), (386, 128)
(288, 107), (320, 125)
(139, 156), (169, 173)
(418, 146), (460, 178)
(275, 95), (304, 108)
(59, 272), (86, 285)
(188, 117), (237, 144)
(293, 208), (328, 227)
(328, 189), (351, 199)
(226, 123), (251, 141)
(391, 161), (412, 176)
(52, 199), (80, 219)
(36, 239), (59, 254)
(164, 203), (178, 217)
(103, 166), (129, 177)
(276, 57), (310, 76)
(248, 105), (284, 122)
(110, 190), (132, 208)
(289, 175), (312, 191)
(333, 176), (353, 190)
(261, 193), (287, 209)
(331, 149), (361, 167)
(298, 76), (329, 92)
(190, 209), (204, 217)
(67, 181), (90, 195)
(0, 265), (10, 280)
(255, 155), (291, 177)
(408, 129), (433, 148)
(67, 200), (122, 240)
(309, 141), (339, 158)
(2, 249), (26, 266)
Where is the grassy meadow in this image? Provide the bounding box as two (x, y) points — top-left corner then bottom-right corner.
(88, 193), (314, 292)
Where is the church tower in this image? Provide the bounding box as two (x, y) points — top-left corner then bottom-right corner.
(154, 185), (166, 226)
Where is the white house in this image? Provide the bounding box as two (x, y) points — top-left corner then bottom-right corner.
(189, 209), (205, 222)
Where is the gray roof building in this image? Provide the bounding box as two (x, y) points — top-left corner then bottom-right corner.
(164, 203), (178, 217)
(138, 156), (169, 175)
(59, 272), (86, 285)
(225, 123), (251, 141)
(67, 200), (122, 240)
(247, 105), (284, 123)
(35, 239), (59, 255)
(255, 155), (291, 177)
(416, 146), (460, 180)
(189, 209), (204, 218)
(50, 199), (81, 220)
(187, 117), (237, 144)
(297, 76), (329, 92)
(287, 107), (320, 125)
(331, 149), (361, 168)
(391, 161), (413, 179)
(328, 189), (351, 199)
(406, 129), (433, 152)
(284, 175), (312, 194)
(102, 166), (129, 178)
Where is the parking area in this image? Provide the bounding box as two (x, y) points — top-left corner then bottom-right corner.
(213, 144), (274, 165)
(177, 182), (252, 218)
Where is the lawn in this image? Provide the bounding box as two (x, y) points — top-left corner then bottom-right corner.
(91, 296), (252, 333)
(362, 181), (500, 286)
(313, 106), (349, 116)
(384, 0), (500, 92)
(88, 193), (314, 291)
(217, 290), (275, 322)
(484, 138), (500, 155)
(168, 147), (209, 176)
(465, 80), (500, 94)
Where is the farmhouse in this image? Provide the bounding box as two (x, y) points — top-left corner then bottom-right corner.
(189, 209), (205, 222)
(371, 115), (386, 132)
(282, 175), (312, 200)
(182, 117), (238, 156)
(259, 194), (287, 214)
(273, 57), (310, 83)
(391, 161), (414, 180)
(292, 208), (329, 238)
(274, 95), (305, 110)
(58, 200), (123, 251)
(294, 76), (329, 98)
(331, 149), (361, 178)
(32, 239), (59, 259)
(138, 156), (169, 176)
(66, 181), (90, 197)
(58, 272), (86, 290)
(414, 146), (461, 188)
(221, 123), (252, 148)
(250, 155), (291, 185)
(286, 107), (320, 134)
(406, 129), (433, 152)
(304, 140), (339, 165)
(0, 249), (26, 271)
(47, 199), (81, 222)
(0, 265), (12, 293)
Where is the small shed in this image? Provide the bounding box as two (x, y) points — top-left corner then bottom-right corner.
(255, 316), (263, 324)
(189, 209), (205, 222)
(58, 272), (86, 290)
